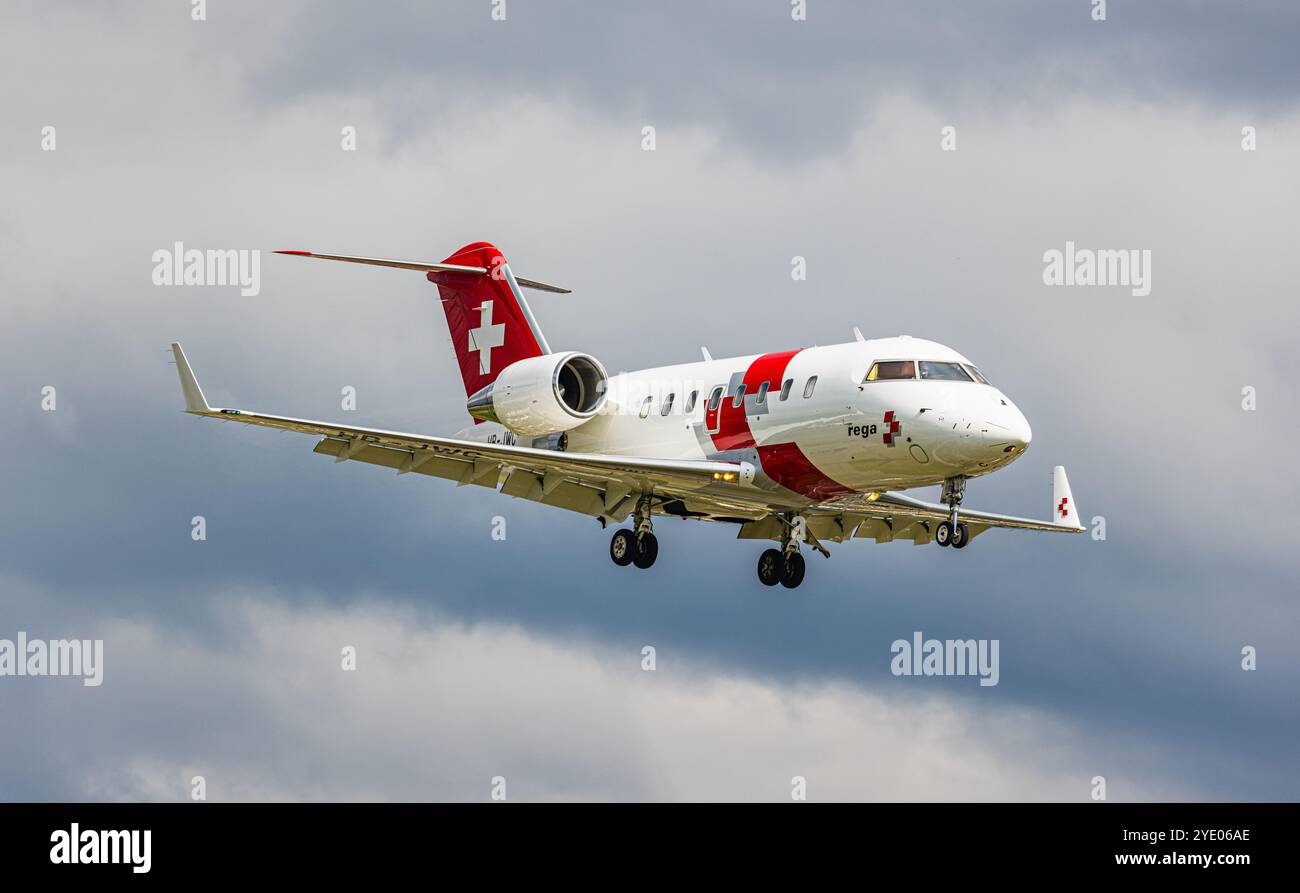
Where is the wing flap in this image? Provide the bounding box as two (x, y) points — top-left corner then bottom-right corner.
(312, 438), (473, 484)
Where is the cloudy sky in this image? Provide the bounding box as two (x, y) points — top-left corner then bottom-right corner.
(1, 0), (1297, 801)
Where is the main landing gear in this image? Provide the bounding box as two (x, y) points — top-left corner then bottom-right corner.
(757, 549), (805, 588)
(609, 494), (658, 570)
(935, 475), (970, 549)
(608, 500), (824, 585)
(757, 513), (813, 589)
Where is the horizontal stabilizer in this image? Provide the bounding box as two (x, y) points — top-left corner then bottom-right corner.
(274, 250), (571, 293)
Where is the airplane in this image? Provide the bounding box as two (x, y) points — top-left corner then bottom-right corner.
(170, 240), (1083, 588)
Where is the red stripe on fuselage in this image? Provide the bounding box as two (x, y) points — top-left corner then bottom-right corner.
(756, 441), (858, 500)
(708, 349), (799, 452)
(706, 349), (854, 500)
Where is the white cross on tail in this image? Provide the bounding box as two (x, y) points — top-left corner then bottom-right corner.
(468, 300), (506, 374)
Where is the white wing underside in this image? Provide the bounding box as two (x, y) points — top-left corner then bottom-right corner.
(170, 343), (1082, 544)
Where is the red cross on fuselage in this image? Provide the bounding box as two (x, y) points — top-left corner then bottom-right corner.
(882, 410), (901, 446)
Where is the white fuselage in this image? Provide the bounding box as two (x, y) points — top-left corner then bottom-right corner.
(465, 336), (1032, 508)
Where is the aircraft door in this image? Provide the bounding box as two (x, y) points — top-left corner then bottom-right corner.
(704, 385), (725, 435)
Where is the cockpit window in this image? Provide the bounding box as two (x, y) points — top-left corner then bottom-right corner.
(918, 361), (973, 382)
(963, 365), (990, 385)
(865, 360), (916, 382)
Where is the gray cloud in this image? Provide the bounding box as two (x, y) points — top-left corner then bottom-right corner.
(0, 580), (1196, 802)
(235, 1), (1300, 158)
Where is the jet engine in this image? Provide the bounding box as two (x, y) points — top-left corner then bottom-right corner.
(467, 351), (608, 436)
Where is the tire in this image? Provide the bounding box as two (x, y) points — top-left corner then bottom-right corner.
(951, 523), (970, 549)
(632, 532), (659, 569)
(780, 552), (806, 589)
(610, 529), (634, 566)
(935, 521), (952, 547)
(757, 548), (785, 586)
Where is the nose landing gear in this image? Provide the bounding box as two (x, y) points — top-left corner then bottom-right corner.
(936, 475), (971, 549)
(934, 520), (969, 548)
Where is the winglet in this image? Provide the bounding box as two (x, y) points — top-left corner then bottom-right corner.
(1052, 466), (1084, 529)
(171, 342), (213, 413)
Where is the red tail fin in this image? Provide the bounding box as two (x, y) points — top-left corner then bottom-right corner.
(428, 242), (549, 398)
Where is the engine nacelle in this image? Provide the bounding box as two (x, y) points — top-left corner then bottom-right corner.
(468, 351), (608, 436)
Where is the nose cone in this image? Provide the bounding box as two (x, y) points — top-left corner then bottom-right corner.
(984, 398), (1031, 462)
(1008, 406), (1032, 451)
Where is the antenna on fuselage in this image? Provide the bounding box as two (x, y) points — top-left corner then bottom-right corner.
(701, 346), (712, 361)
(852, 327), (866, 342)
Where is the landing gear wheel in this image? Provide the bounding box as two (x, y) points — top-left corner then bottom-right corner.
(632, 532), (659, 569)
(780, 552), (806, 589)
(951, 523), (970, 549)
(935, 521), (953, 547)
(757, 548), (786, 586)
(610, 529), (634, 566)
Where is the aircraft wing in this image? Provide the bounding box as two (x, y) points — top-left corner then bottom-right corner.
(171, 343), (1086, 538)
(170, 343), (766, 522)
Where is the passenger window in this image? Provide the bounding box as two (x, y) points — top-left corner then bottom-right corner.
(731, 384), (747, 408)
(865, 360), (916, 382)
(918, 361), (973, 382)
(706, 386), (724, 411)
(639, 396), (653, 419)
(779, 378), (793, 401)
(802, 376), (818, 398)
(685, 390), (698, 414)
(755, 381), (770, 405)
(661, 393), (675, 416)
